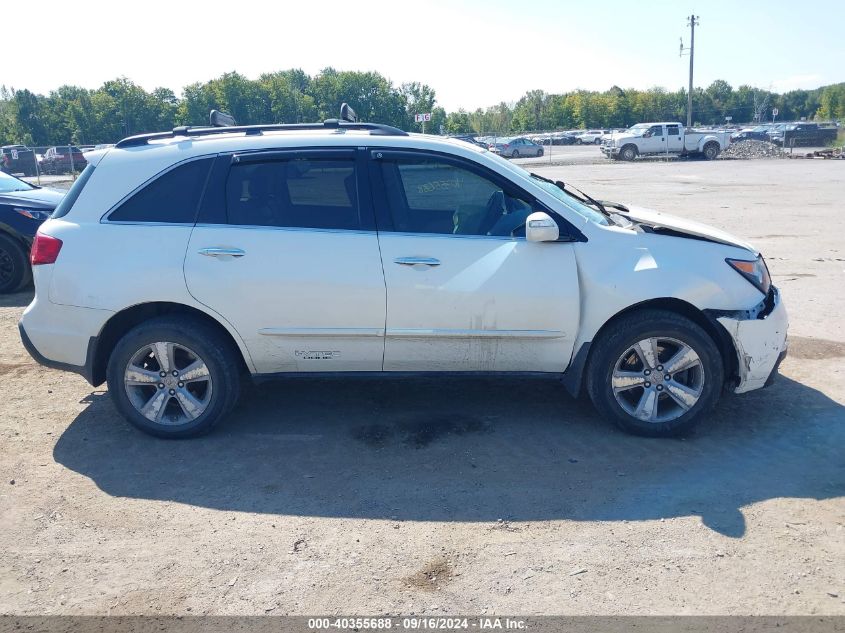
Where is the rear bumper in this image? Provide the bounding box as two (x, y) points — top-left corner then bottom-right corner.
(18, 293), (110, 386)
(715, 287), (789, 394)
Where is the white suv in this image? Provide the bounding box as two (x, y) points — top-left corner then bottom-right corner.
(19, 108), (788, 438)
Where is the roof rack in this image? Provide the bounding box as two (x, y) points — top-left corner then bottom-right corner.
(115, 103), (408, 148)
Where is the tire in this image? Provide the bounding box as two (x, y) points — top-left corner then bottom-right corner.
(620, 145), (638, 161)
(106, 316), (242, 438)
(0, 233), (30, 294)
(586, 309), (724, 437)
(575, 138), (583, 145)
(594, 137), (602, 145)
(703, 142), (720, 160)
(511, 150), (519, 158)
(537, 148), (544, 157)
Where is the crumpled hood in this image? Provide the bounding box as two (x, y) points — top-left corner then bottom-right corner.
(623, 205), (757, 253)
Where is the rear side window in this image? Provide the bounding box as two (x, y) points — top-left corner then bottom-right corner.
(52, 164), (96, 219)
(109, 158), (212, 223)
(225, 158), (361, 230)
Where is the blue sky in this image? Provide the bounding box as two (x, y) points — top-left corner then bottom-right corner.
(5, 0), (843, 110)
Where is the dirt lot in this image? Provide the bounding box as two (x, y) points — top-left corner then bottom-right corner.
(1, 158), (843, 616)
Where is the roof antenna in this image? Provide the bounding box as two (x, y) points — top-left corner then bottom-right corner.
(210, 110), (237, 127)
(340, 103), (357, 123)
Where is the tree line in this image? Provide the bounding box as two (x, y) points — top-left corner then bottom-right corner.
(1, 69), (843, 146)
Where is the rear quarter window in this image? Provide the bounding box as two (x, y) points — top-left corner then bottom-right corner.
(108, 158), (213, 223)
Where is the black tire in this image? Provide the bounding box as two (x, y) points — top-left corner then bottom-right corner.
(106, 316), (241, 438)
(586, 309), (724, 437)
(594, 137), (602, 145)
(575, 138), (583, 145)
(0, 233), (30, 294)
(703, 142), (720, 160)
(537, 148), (544, 157)
(620, 144), (638, 161)
(511, 150), (519, 158)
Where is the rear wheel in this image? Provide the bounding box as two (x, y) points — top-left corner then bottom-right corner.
(586, 310), (724, 437)
(537, 148), (544, 157)
(703, 142), (720, 160)
(511, 150), (519, 158)
(0, 233), (30, 294)
(106, 316), (241, 438)
(594, 137), (602, 145)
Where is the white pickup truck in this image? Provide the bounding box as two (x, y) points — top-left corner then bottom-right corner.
(601, 122), (732, 161)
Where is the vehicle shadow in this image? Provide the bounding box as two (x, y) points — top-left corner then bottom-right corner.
(0, 288), (33, 308)
(53, 374), (844, 538)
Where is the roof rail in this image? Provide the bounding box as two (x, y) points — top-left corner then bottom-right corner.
(115, 109), (408, 148)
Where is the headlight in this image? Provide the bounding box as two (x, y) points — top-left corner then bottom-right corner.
(726, 255), (772, 295)
(14, 207), (51, 220)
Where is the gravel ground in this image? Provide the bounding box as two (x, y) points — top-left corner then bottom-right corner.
(1, 158), (843, 616)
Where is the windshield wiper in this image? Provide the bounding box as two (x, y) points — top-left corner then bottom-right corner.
(530, 172), (610, 217)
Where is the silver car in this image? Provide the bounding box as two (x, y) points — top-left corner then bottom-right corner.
(489, 137), (544, 158)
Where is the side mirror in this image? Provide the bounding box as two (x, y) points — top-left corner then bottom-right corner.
(525, 212), (560, 242)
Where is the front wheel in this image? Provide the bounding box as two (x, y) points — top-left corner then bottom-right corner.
(594, 137), (602, 145)
(0, 233), (30, 294)
(586, 310), (724, 437)
(106, 316), (241, 438)
(620, 145), (638, 161)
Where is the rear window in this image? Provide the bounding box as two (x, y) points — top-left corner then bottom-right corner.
(109, 158), (213, 223)
(52, 164), (95, 219)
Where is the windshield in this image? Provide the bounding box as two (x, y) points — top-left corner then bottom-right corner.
(626, 124), (649, 135)
(0, 170), (35, 193)
(481, 152), (610, 225)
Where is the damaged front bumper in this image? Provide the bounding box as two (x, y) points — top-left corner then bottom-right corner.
(711, 287), (788, 394)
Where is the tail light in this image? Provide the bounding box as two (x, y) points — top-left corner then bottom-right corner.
(30, 232), (63, 265)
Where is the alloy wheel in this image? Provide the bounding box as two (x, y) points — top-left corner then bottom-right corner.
(123, 341), (213, 425)
(611, 336), (705, 423)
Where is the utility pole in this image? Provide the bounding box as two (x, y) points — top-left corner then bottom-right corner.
(685, 15), (699, 127)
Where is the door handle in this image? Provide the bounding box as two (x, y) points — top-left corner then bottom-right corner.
(198, 247), (246, 258)
(394, 256), (441, 266)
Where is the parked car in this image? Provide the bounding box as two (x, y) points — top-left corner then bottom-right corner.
(538, 133), (577, 146)
(40, 146), (87, 174)
(19, 107), (787, 439)
(768, 123), (838, 147)
(1, 145), (38, 177)
(489, 137), (544, 157)
(575, 130), (607, 145)
(0, 171), (64, 292)
(448, 135), (488, 149)
(601, 122), (732, 160)
(731, 126), (771, 143)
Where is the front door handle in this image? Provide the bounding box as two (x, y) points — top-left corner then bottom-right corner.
(394, 256), (441, 267)
(198, 247), (246, 258)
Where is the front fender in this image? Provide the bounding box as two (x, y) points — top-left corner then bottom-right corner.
(571, 225), (762, 351)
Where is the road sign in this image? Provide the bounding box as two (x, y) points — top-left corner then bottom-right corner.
(772, 108), (779, 117)
(725, 116), (732, 122)
(414, 113), (431, 123)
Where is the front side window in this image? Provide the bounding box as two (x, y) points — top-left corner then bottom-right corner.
(648, 125), (664, 137)
(379, 158), (534, 237)
(226, 158), (360, 230)
(109, 158), (213, 223)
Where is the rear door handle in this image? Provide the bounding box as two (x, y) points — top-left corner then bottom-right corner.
(394, 256), (441, 266)
(198, 247), (246, 258)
